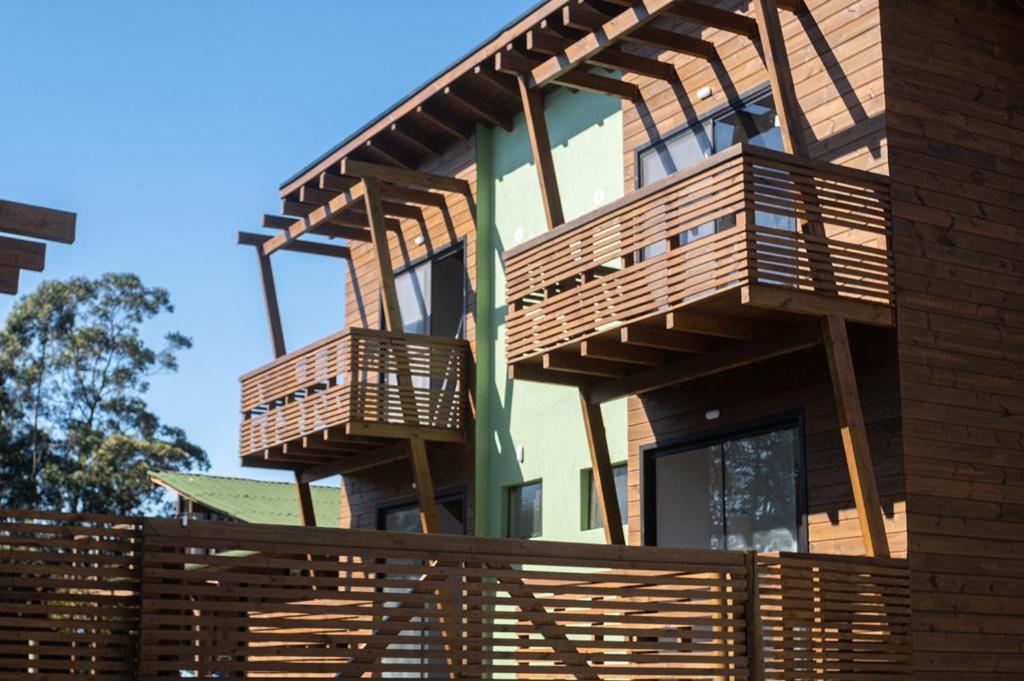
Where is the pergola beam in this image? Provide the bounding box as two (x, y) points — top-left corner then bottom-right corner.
(238, 231), (352, 259)
(531, 0), (684, 89)
(526, 29), (678, 81)
(0, 199), (76, 244)
(340, 158), (470, 194)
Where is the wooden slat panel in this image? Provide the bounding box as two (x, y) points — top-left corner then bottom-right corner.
(757, 552), (912, 680)
(0, 511), (142, 680)
(239, 328), (470, 457)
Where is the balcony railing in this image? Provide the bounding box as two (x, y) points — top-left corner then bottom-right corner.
(1, 509), (913, 680)
(239, 327), (470, 460)
(504, 143), (893, 365)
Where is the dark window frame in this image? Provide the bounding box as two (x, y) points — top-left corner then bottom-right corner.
(375, 486), (468, 535)
(382, 238), (468, 339)
(505, 480), (543, 540)
(633, 84), (774, 190)
(640, 410), (808, 551)
(582, 463), (628, 531)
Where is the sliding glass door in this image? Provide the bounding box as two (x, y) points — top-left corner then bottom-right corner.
(647, 422), (804, 552)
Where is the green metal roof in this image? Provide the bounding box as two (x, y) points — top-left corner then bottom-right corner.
(149, 471), (340, 528)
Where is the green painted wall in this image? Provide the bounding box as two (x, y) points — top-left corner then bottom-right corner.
(476, 86), (628, 543)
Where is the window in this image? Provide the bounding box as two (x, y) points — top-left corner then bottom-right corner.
(391, 245), (465, 338)
(378, 493), (466, 535)
(635, 90), (792, 258)
(584, 464), (628, 531)
(648, 422), (803, 552)
(506, 481), (542, 539)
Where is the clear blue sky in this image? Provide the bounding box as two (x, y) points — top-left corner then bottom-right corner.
(0, 1), (535, 482)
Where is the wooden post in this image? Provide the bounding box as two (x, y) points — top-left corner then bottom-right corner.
(744, 551), (765, 681)
(518, 75), (564, 231)
(752, 0), (804, 157)
(293, 470), (317, 527)
(822, 315), (890, 557)
(579, 389), (625, 545)
(256, 251), (286, 358)
(363, 177), (441, 535)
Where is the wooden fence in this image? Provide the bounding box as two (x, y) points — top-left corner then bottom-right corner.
(0, 509), (142, 680)
(0, 511), (911, 680)
(503, 143), (893, 364)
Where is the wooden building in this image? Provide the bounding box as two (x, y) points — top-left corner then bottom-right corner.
(235, 1), (1023, 678)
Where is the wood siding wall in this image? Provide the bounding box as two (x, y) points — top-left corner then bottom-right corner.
(880, 1), (1024, 678)
(621, 0), (904, 556)
(339, 137), (479, 530)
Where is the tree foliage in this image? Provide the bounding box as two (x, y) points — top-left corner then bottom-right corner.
(0, 273), (208, 514)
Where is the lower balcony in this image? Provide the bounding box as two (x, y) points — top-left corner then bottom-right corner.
(239, 327), (470, 471)
(504, 144), (894, 391)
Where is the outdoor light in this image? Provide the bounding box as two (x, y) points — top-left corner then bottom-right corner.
(705, 408), (721, 421)
(697, 86), (713, 100)
(516, 445), (526, 463)
(414, 235), (425, 246)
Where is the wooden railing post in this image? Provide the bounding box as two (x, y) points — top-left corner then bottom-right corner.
(744, 551), (765, 681)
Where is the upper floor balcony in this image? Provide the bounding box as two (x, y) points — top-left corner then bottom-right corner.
(504, 144), (894, 390)
(239, 327), (470, 471)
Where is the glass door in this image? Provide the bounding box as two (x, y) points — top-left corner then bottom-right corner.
(647, 422), (804, 552)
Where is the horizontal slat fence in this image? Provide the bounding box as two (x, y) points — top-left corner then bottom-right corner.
(239, 328), (470, 456)
(503, 143), (893, 364)
(0, 512), (911, 679)
(0, 509), (142, 680)
(757, 552), (912, 681)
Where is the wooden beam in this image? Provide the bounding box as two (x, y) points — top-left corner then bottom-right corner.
(580, 338), (663, 366)
(665, 311), (756, 339)
(590, 323), (822, 403)
(389, 122), (446, 156)
(740, 285), (894, 327)
(555, 69), (642, 101)
(0, 265), (19, 294)
(238, 232), (352, 259)
(293, 470), (317, 526)
(526, 30), (677, 81)
(561, 3), (716, 60)
(0, 199), (76, 244)
(752, 0), (805, 156)
(508, 363), (593, 388)
(409, 438), (441, 534)
(378, 184), (448, 209)
(297, 445), (409, 483)
(364, 137), (417, 169)
(620, 324), (707, 353)
(579, 389), (624, 544)
(364, 178), (403, 331)
(518, 75), (565, 230)
(669, 1), (758, 38)
(533, 0), (682, 88)
(340, 158), (470, 194)
(0, 235), (46, 272)
(263, 214), (297, 229)
(415, 102), (473, 141)
(443, 82), (515, 131)
(543, 352), (629, 379)
(822, 315), (890, 558)
(255, 247), (286, 358)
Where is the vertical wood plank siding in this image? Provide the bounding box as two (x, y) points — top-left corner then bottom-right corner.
(619, 0), (903, 559)
(880, 1), (1024, 678)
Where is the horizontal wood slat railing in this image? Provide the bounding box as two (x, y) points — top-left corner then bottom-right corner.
(0, 509), (142, 680)
(757, 552), (912, 680)
(503, 143), (893, 364)
(238, 327), (470, 456)
(0, 512), (911, 680)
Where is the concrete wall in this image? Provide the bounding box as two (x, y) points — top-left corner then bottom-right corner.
(476, 85), (628, 542)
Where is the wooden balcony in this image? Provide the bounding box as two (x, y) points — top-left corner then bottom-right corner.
(503, 144), (894, 392)
(239, 327), (470, 471)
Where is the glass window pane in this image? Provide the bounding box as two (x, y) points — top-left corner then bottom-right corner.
(713, 94), (782, 151)
(721, 428), (800, 552)
(394, 262), (430, 335)
(587, 465), (628, 530)
(638, 126), (712, 187)
(507, 482), (542, 539)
